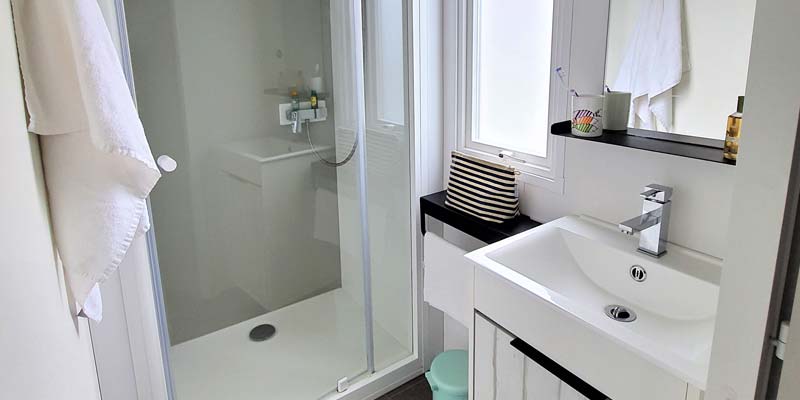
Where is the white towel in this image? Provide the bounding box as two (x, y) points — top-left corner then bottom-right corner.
(423, 233), (473, 327)
(612, 0), (688, 131)
(12, 0), (161, 321)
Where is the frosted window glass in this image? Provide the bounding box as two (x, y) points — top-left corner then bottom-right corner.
(474, 0), (553, 157)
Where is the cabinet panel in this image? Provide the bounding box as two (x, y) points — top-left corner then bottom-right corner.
(475, 267), (690, 400)
(474, 315), (496, 400)
(495, 328), (524, 400)
(475, 313), (587, 400)
(524, 357), (561, 400)
(473, 310), (708, 400)
(560, 384), (589, 400)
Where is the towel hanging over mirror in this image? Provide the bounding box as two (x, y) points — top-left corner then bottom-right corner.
(612, 0), (690, 131)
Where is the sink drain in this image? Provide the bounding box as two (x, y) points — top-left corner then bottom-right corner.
(604, 305), (637, 322)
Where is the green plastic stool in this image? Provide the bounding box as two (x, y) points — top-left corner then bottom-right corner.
(425, 350), (468, 400)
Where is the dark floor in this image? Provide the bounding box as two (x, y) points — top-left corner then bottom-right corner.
(378, 375), (432, 400)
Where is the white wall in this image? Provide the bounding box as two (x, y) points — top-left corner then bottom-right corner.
(523, 0), (735, 260)
(706, 0), (800, 397)
(0, 2), (101, 398)
(522, 142), (735, 258)
(605, 0), (756, 139)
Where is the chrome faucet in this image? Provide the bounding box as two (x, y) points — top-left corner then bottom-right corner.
(287, 108), (328, 134)
(619, 184), (672, 257)
(289, 111), (303, 134)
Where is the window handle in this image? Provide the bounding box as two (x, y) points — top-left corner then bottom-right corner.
(498, 150), (526, 164)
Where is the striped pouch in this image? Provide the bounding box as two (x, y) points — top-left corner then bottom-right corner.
(445, 151), (520, 223)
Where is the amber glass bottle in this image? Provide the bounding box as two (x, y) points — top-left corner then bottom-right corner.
(724, 96), (744, 161)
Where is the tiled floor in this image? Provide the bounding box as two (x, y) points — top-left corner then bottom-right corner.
(379, 375), (432, 400)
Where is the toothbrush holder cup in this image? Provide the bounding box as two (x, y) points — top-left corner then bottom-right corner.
(571, 95), (604, 137)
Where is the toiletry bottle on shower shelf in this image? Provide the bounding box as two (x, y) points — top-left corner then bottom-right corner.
(309, 64), (324, 96)
(290, 87), (300, 111)
(724, 96), (745, 161)
(310, 90), (318, 109)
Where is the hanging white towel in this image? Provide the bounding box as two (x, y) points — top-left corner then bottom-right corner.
(612, 0), (688, 131)
(423, 233), (473, 327)
(12, 0), (161, 321)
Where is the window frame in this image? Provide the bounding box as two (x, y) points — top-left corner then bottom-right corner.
(454, 0), (571, 192)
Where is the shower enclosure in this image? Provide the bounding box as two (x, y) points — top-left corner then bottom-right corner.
(119, 0), (416, 398)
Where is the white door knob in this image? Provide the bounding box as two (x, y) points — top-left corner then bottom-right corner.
(156, 155), (178, 173)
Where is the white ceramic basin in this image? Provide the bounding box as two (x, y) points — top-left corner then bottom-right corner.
(466, 215), (721, 389)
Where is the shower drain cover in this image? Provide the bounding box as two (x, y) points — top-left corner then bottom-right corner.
(249, 324), (276, 342)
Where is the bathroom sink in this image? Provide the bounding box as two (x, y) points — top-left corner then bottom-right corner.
(214, 137), (332, 184)
(466, 215), (721, 391)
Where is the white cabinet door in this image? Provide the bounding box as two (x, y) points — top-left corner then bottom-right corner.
(494, 327), (524, 400)
(473, 313), (496, 400)
(559, 384), (590, 400)
(473, 312), (705, 400)
(524, 353), (562, 399)
(474, 314), (587, 400)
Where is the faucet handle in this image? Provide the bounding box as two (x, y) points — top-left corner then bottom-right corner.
(640, 184), (673, 203)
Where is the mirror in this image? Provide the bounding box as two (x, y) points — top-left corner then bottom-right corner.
(604, 0), (756, 140)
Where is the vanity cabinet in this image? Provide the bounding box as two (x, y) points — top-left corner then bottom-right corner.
(474, 313), (591, 400)
(471, 263), (707, 400)
(473, 312), (704, 400)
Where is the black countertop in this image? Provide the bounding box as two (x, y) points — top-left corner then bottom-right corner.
(420, 191), (540, 244)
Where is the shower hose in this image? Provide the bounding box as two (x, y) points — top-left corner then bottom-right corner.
(304, 119), (357, 167)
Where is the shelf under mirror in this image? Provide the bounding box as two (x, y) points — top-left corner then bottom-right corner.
(550, 121), (736, 166)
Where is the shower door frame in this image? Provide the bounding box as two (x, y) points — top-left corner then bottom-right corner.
(93, 0), (433, 399)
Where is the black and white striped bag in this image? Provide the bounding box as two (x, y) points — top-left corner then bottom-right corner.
(445, 151), (520, 223)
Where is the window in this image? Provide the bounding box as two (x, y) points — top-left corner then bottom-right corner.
(456, 0), (567, 189)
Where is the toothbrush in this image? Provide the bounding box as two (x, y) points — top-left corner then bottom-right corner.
(555, 67), (579, 96)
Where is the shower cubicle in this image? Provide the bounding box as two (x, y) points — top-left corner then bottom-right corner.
(115, 0), (419, 398)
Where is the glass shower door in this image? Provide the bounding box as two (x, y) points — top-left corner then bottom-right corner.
(328, 0), (415, 376)
(119, 0), (411, 398)
(360, 0), (415, 372)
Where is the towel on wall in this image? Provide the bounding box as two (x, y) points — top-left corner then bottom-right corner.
(423, 233), (473, 327)
(12, 0), (161, 321)
(612, 0), (689, 131)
